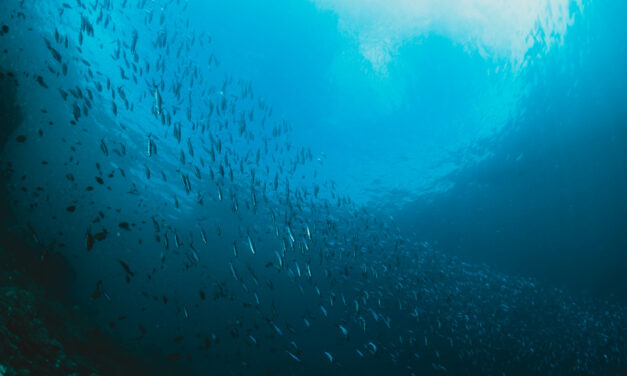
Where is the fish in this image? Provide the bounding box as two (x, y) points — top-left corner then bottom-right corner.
(5, 2), (617, 374)
(285, 350), (301, 362)
(151, 217), (160, 233)
(247, 235), (256, 255)
(287, 225), (295, 244)
(153, 87), (162, 114)
(200, 227), (208, 244)
(147, 135), (157, 156)
(43, 38), (62, 63)
(189, 243), (200, 263)
(36, 76), (48, 88)
(270, 321), (282, 335)
(339, 324), (349, 339)
(85, 230), (94, 251)
(27, 224), (40, 244)
(118, 260), (134, 276)
(229, 262), (238, 281)
(100, 139), (109, 156)
(173, 232), (180, 248)
(367, 342), (377, 354)
(274, 250), (283, 268)
(135, 325), (147, 340)
(181, 174), (191, 194)
(163, 231), (169, 250)
(187, 137), (194, 157)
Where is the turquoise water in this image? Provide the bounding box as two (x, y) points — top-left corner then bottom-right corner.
(0, 0), (626, 374)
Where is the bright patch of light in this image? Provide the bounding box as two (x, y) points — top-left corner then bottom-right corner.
(312, 0), (583, 71)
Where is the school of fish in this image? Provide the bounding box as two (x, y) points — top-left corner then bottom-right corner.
(0, 0), (626, 375)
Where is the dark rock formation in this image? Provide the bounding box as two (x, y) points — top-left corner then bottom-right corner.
(0, 70), (23, 152)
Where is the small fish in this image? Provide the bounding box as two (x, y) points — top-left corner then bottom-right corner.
(200, 227), (208, 244)
(163, 231), (169, 250)
(181, 174), (191, 194)
(339, 324), (349, 339)
(147, 135), (157, 156)
(174, 231), (180, 248)
(286, 225), (295, 244)
(324, 352), (333, 363)
(367, 342), (377, 354)
(118, 260), (134, 276)
(247, 235), (256, 255)
(271, 321), (283, 335)
(36, 75), (48, 88)
(100, 138), (109, 156)
(285, 350), (301, 362)
(274, 250), (283, 268)
(229, 262), (238, 281)
(27, 224), (40, 244)
(153, 87), (162, 115)
(151, 217), (160, 233)
(43, 38), (62, 63)
(187, 137), (194, 157)
(91, 280), (103, 299)
(94, 230), (107, 241)
(189, 244), (200, 263)
(85, 230), (94, 251)
(136, 324), (147, 340)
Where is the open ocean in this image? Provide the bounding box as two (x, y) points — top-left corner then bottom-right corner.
(0, 0), (626, 375)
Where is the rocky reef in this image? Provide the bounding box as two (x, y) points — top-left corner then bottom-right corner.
(0, 75), (162, 375)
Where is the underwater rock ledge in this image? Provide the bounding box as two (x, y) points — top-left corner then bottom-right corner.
(0, 182), (168, 376)
(0, 234), (171, 376)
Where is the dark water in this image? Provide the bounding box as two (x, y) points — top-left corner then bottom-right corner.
(0, 0), (626, 375)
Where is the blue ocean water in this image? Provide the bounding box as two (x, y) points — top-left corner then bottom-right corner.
(0, 0), (626, 374)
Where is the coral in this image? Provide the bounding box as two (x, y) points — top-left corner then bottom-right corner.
(0, 284), (98, 376)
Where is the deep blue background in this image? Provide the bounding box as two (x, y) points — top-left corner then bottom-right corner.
(188, 0), (627, 302)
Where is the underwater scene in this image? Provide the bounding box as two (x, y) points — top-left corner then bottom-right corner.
(0, 0), (626, 375)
